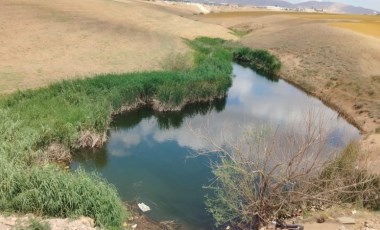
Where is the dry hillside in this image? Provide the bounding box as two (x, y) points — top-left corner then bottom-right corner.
(198, 11), (380, 173)
(0, 0), (234, 93)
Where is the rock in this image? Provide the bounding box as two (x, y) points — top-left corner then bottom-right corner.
(131, 223), (137, 229)
(352, 210), (357, 215)
(317, 216), (325, 223)
(337, 216), (356, 224)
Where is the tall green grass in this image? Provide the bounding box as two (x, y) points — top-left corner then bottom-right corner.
(233, 47), (281, 80)
(0, 37), (282, 228)
(0, 163), (125, 228)
(0, 37), (237, 228)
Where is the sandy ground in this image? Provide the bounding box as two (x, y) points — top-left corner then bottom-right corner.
(0, 0), (234, 94)
(198, 11), (380, 174)
(301, 207), (380, 230)
(1, 210), (380, 230)
(0, 213), (97, 230)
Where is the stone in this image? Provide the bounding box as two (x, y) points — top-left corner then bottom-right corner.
(317, 216), (325, 223)
(337, 216), (356, 224)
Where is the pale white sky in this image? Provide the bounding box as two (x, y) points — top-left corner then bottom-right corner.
(288, 0), (380, 11)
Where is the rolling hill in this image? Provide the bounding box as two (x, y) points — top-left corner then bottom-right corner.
(208, 0), (378, 14)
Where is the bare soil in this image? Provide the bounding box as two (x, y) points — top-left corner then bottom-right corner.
(300, 207), (380, 230)
(0, 213), (97, 230)
(198, 11), (380, 174)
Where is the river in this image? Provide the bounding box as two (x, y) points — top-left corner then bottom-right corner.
(71, 63), (359, 229)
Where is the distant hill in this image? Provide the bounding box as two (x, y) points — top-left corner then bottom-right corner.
(207, 0), (378, 14)
(214, 0), (293, 7)
(294, 1), (376, 14)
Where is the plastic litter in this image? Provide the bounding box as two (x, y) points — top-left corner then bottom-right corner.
(137, 202), (151, 212)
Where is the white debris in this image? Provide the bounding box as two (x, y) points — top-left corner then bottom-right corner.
(137, 203), (151, 212)
(338, 216), (356, 224)
(131, 224), (137, 229)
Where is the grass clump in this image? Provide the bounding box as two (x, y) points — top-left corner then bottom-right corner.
(0, 162), (125, 228)
(233, 47), (281, 79)
(229, 27), (253, 37)
(317, 142), (380, 209)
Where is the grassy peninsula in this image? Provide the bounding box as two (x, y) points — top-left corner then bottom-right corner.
(0, 37), (280, 228)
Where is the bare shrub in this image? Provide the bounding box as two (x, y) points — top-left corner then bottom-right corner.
(196, 113), (380, 229)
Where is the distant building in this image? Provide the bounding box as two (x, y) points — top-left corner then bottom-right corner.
(265, 5), (284, 11)
(314, 8), (324, 12)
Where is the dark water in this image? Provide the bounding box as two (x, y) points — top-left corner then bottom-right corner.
(71, 64), (359, 229)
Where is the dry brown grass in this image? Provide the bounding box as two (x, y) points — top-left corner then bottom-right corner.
(204, 11), (380, 39)
(331, 21), (380, 39)
(0, 0), (234, 94)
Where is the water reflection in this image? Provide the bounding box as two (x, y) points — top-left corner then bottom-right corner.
(72, 64), (360, 229)
(113, 97), (226, 131)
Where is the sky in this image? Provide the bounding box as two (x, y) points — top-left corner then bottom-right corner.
(288, 0), (380, 11)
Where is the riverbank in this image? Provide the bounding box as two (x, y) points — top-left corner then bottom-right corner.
(197, 10), (380, 174)
(2, 1), (379, 228)
(0, 37), (235, 228)
(0, 36), (282, 228)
